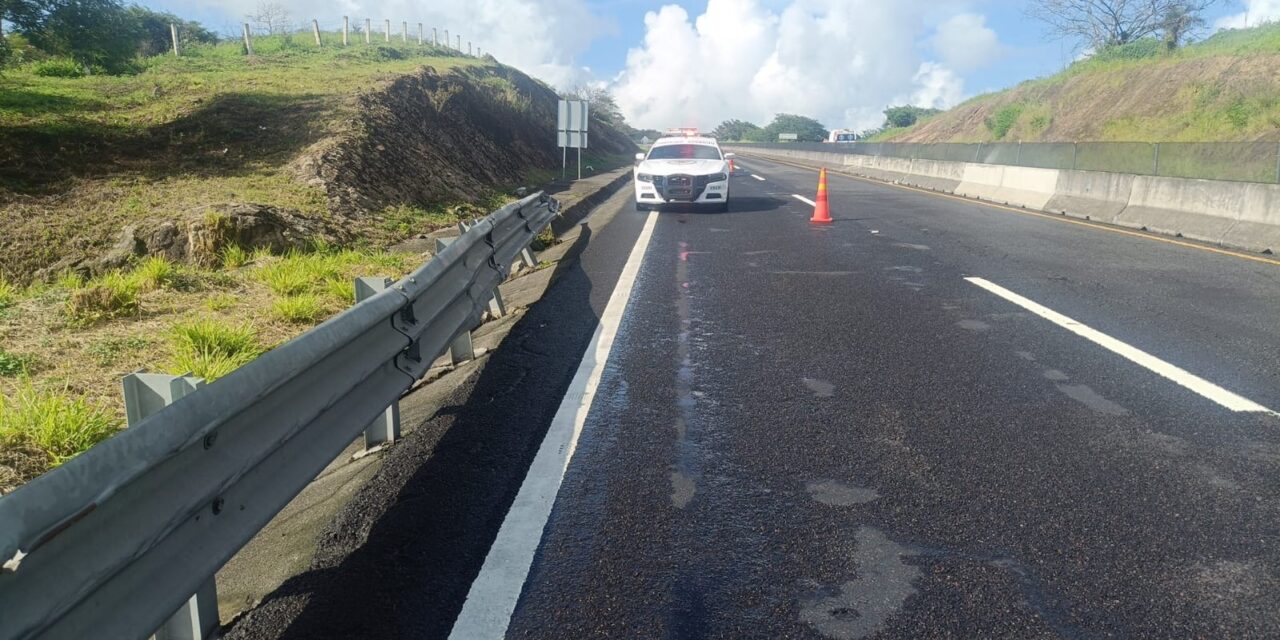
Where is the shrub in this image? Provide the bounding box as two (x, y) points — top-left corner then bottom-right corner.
(167, 319), (262, 380)
(66, 272), (141, 324)
(985, 103), (1025, 140)
(0, 382), (119, 468)
(272, 294), (328, 324)
(0, 348), (35, 376)
(31, 57), (86, 78)
(1092, 38), (1163, 63)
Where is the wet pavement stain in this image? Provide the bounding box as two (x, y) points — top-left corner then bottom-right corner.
(891, 242), (931, 251)
(802, 378), (836, 398)
(1043, 369), (1070, 382)
(885, 266), (924, 273)
(806, 479), (879, 506)
(671, 241), (702, 509)
(1056, 383), (1130, 416)
(799, 527), (920, 639)
(1016, 351), (1036, 361)
(957, 319), (991, 332)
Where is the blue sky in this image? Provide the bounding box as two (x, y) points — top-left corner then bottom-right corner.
(144, 0), (1272, 129)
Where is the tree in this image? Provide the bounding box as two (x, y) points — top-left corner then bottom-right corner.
(127, 6), (218, 57)
(1160, 1), (1207, 50)
(1027, 0), (1215, 50)
(761, 113), (828, 142)
(565, 85), (625, 128)
(248, 1), (290, 35)
(883, 105), (942, 129)
(25, 0), (141, 73)
(711, 119), (763, 141)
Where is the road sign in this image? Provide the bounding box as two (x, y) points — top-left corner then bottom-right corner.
(557, 99), (589, 180)
(778, 133), (798, 141)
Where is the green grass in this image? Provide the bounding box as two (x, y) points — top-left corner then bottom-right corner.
(66, 271), (141, 324)
(379, 204), (460, 237)
(0, 278), (16, 309)
(0, 381), (120, 467)
(272, 294), (330, 324)
(131, 256), (178, 291)
(220, 245), (251, 269)
(86, 335), (151, 366)
(0, 348), (36, 376)
(167, 319), (264, 380)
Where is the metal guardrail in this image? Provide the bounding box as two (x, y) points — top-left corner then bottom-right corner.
(0, 191), (561, 640)
(734, 141), (1280, 184)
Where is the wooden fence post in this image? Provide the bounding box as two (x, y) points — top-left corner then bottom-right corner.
(312, 19), (322, 46)
(242, 23), (254, 56)
(364, 18), (371, 44)
(343, 16), (349, 46)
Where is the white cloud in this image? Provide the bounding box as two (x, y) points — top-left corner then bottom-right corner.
(1216, 0), (1280, 29)
(611, 0), (979, 132)
(909, 62), (964, 109)
(162, 0), (609, 88)
(930, 13), (1003, 72)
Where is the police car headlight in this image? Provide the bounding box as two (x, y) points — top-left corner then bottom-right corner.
(705, 173), (728, 183)
(636, 173), (655, 182)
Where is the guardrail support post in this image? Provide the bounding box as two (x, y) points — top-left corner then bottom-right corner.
(122, 372), (219, 640)
(355, 278), (401, 449)
(519, 247), (538, 269)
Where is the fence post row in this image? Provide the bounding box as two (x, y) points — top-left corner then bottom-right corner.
(122, 373), (218, 640)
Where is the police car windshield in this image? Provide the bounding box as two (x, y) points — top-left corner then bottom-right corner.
(648, 144), (722, 160)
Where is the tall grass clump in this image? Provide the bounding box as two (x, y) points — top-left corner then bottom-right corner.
(0, 279), (17, 309)
(167, 319), (263, 380)
(131, 256), (178, 291)
(66, 271), (141, 324)
(220, 245), (250, 269)
(0, 382), (120, 468)
(271, 294), (329, 324)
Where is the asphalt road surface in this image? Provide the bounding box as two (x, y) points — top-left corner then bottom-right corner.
(230, 155), (1280, 639)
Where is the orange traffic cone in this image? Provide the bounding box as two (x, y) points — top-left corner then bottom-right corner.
(810, 168), (832, 224)
(728, 158), (735, 173)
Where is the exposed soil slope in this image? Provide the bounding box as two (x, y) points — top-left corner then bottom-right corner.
(888, 25), (1280, 143)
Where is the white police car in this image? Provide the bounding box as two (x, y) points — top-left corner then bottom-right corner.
(633, 135), (733, 212)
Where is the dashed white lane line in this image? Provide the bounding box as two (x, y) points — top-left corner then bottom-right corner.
(793, 194), (816, 206)
(751, 174), (766, 181)
(448, 211), (661, 639)
(966, 277), (1275, 415)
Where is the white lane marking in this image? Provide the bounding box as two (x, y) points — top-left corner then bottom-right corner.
(965, 277), (1275, 414)
(793, 194), (816, 206)
(448, 211), (660, 639)
(751, 174), (766, 181)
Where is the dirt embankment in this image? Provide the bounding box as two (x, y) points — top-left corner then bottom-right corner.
(0, 63), (634, 283)
(893, 54), (1280, 144)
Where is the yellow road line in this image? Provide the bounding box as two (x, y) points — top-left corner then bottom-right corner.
(748, 154), (1280, 268)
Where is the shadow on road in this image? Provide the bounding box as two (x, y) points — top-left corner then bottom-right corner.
(225, 227), (603, 640)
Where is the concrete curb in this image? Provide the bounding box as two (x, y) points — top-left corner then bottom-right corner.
(728, 145), (1280, 255)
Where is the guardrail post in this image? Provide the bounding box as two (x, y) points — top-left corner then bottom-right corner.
(122, 372), (218, 640)
(355, 278), (401, 449)
(433, 236), (478, 364)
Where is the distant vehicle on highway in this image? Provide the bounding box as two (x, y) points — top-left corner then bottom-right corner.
(633, 134), (734, 212)
(827, 129), (858, 143)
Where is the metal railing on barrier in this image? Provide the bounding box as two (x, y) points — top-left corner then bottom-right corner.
(732, 140), (1280, 184)
(0, 191), (561, 640)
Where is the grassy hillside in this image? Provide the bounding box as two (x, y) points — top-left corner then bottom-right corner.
(888, 23), (1280, 143)
(0, 34), (633, 493)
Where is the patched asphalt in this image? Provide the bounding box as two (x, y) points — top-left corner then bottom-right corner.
(230, 157), (1280, 639)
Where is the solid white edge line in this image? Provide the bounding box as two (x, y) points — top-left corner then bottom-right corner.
(965, 277), (1275, 414)
(792, 194), (816, 206)
(448, 211), (661, 639)
(751, 174), (766, 181)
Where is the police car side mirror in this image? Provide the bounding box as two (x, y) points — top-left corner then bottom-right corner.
(634, 153), (645, 162)
(723, 152), (735, 159)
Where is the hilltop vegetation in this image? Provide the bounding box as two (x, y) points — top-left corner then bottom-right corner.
(0, 20), (635, 492)
(884, 23), (1280, 143)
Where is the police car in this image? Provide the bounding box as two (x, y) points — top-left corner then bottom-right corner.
(633, 132), (733, 212)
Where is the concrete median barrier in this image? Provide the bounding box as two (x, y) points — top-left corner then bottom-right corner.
(725, 144), (1279, 255)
